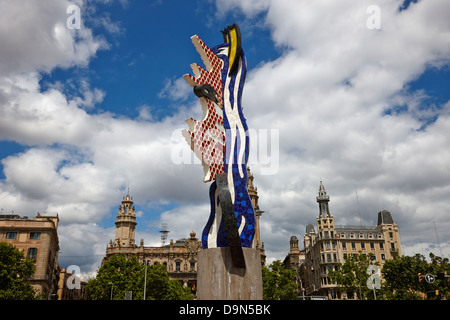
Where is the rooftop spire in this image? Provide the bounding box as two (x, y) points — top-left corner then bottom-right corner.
(317, 181), (331, 218)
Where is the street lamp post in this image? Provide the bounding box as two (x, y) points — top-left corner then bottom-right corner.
(109, 282), (113, 300)
(143, 260), (148, 300)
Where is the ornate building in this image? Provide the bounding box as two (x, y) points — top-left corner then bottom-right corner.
(247, 167), (266, 265)
(294, 182), (402, 299)
(103, 167), (265, 290)
(0, 213), (60, 299)
(103, 193), (200, 290)
(283, 236), (307, 298)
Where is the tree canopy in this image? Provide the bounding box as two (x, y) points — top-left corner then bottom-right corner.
(85, 255), (192, 300)
(0, 242), (38, 300)
(382, 253), (449, 299)
(262, 260), (298, 300)
(327, 252), (378, 299)
(328, 251), (449, 300)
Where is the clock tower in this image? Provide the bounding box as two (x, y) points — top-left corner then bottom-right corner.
(113, 192), (137, 247)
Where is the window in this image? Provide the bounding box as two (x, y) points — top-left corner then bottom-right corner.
(342, 242), (347, 249)
(370, 242), (375, 249)
(389, 232), (393, 239)
(175, 261), (181, 271)
(351, 242), (356, 249)
(381, 254), (385, 260)
(190, 262), (195, 271)
(6, 232), (17, 239)
(361, 242), (365, 249)
(379, 243), (384, 249)
(30, 232), (41, 240)
(27, 248), (37, 260)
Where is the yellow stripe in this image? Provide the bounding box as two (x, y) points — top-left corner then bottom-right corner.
(228, 27), (237, 72)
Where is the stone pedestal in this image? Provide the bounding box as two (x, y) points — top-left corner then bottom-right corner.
(197, 247), (263, 300)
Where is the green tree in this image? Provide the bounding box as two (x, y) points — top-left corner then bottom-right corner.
(328, 252), (377, 300)
(86, 255), (192, 300)
(381, 253), (428, 299)
(262, 260), (298, 300)
(0, 242), (38, 300)
(140, 261), (192, 300)
(428, 253), (450, 300)
(381, 253), (449, 300)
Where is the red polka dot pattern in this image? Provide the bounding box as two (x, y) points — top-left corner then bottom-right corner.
(184, 36), (225, 182)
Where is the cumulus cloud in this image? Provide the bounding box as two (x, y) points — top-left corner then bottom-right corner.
(158, 77), (192, 101)
(58, 223), (115, 279)
(0, 0), (106, 76)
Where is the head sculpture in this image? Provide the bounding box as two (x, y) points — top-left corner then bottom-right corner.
(182, 24), (255, 267)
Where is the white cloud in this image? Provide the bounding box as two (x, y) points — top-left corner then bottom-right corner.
(160, 204), (210, 242)
(0, 0), (106, 76)
(214, 0), (269, 18)
(158, 77), (192, 101)
(58, 223), (115, 279)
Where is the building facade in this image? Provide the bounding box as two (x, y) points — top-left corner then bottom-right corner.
(103, 168), (265, 291)
(103, 193), (202, 290)
(0, 213), (60, 299)
(283, 236), (307, 298)
(301, 182), (403, 299)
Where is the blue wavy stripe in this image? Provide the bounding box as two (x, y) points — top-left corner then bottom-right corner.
(202, 45), (255, 249)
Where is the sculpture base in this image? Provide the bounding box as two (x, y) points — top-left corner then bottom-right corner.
(197, 247), (263, 300)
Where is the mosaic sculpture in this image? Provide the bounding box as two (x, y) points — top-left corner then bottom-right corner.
(182, 24), (254, 268)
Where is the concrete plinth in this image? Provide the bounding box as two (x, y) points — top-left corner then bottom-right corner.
(197, 247), (263, 300)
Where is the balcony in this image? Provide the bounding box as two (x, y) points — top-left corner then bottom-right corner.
(320, 258), (339, 264)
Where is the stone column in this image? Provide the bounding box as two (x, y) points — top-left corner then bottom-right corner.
(197, 247), (263, 300)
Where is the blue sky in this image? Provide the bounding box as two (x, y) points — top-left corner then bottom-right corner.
(1, 0), (450, 276)
(39, 0), (279, 119)
(34, 0), (282, 234)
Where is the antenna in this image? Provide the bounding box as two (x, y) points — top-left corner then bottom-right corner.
(433, 220), (444, 257)
(355, 185), (363, 227)
(159, 223), (169, 246)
